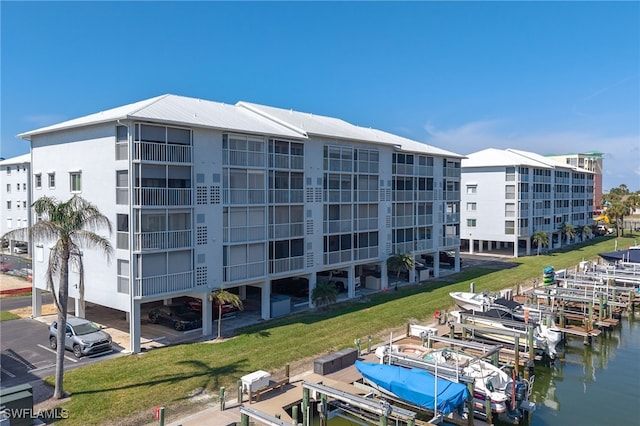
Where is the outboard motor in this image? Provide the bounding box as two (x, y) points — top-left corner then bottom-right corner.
(502, 379), (528, 424)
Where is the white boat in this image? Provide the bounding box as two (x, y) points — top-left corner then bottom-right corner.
(450, 308), (562, 360)
(449, 291), (494, 311)
(375, 344), (531, 422)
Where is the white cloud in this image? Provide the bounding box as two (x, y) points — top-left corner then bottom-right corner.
(423, 120), (640, 191)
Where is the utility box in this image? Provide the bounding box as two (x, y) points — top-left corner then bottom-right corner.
(241, 370), (271, 393)
(365, 275), (381, 289)
(314, 353), (342, 375)
(270, 294), (291, 318)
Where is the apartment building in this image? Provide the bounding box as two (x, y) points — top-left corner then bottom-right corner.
(0, 153), (32, 252)
(546, 151), (604, 211)
(18, 94), (464, 352)
(461, 148), (594, 257)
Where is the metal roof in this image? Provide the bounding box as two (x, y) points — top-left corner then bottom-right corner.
(0, 153), (30, 165)
(463, 148), (594, 173)
(17, 94), (465, 158)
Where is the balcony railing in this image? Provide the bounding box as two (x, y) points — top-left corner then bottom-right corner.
(415, 239), (434, 251)
(324, 250), (352, 265)
(416, 214), (433, 226)
(225, 225), (266, 243)
(393, 216), (413, 228)
(134, 271), (194, 298)
(444, 213), (460, 223)
(270, 256), (305, 274)
(224, 261), (265, 282)
(393, 190), (414, 202)
(393, 241), (415, 254)
(270, 189), (304, 204)
(134, 188), (192, 206)
(224, 189), (265, 205)
(324, 220), (352, 234)
(134, 142), (192, 163)
(269, 222), (304, 239)
(355, 246), (378, 260)
(416, 190), (434, 201)
(440, 236), (460, 247)
(134, 230), (192, 251)
(355, 218), (378, 231)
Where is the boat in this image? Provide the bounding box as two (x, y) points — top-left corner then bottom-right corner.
(450, 307), (563, 360)
(355, 360), (470, 416)
(449, 291), (494, 312)
(375, 344), (532, 422)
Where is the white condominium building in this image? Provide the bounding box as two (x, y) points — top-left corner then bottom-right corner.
(0, 153), (32, 252)
(461, 148), (594, 257)
(18, 94), (464, 352)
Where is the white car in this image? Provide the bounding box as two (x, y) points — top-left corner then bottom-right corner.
(13, 244), (28, 254)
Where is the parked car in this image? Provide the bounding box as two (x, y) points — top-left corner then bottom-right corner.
(49, 317), (112, 358)
(184, 297), (239, 317)
(148, 304), (203, 331)
(421, 251), (461, 267)
(317, 271), (360, 293)
(272, 277), (309, 297)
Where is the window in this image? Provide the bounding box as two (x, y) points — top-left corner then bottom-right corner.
(467, 185), (477, 195)
(70, 172), (82, 192)
(6, 201), (11, 210)
(22, 201), (26, 208)
(5, 184), (9, 193)
(467, 219), (477, 227)
(5, 166), (10, 175)
(35, 174), (42, 189)
(48, 173), (55, 188)
(467, 202), (476, 211)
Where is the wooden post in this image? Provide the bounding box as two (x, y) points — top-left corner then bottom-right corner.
(320, 393), (327, 426)
(559, 306), (565, 328)
(237, 380), (243, 404)
(514, 335), (520, 376)
(302, 387), (309, 426)
(241, 412), (249, 426)
(220, 386), (226, 411)
(466, 382), (475, 426)
(292, 405), (299, 425)
(527, 326), (534, 363)
(588, 301), (594, 331)
(485, 397), (493, 425)
(449, 322), (455, 340)
(285, 364), (290, 379)
(598, 294), (604, 322)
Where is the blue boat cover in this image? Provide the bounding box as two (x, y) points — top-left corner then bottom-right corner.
(355, 360), (469, 415)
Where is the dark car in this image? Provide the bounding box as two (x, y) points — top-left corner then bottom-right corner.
(49, 317), (112, 358)
(272, 277), (309, 297)
(184, 297), (239, 317)
(148, 304), (203, 331)
(421, 251), (461, 267)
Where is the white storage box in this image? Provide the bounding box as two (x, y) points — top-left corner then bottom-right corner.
(241, 370), (271, 393)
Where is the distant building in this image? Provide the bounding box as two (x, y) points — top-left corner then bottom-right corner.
(545, 151), (603, 211)
(18, 94), (464, 353)
(461, 148), (594, 257)
(0, 153), (31, 252)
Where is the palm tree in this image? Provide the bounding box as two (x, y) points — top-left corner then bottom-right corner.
(387, 253), (415, 285)
(582, 225), (593, 241)
(531, 231), (549, 255)
(560, 223), (576, 245)
(606, 203), (627, 237)
(311, 281), (338, 310)
(209, 287), (243, 340)
(2, 195), (113, 399)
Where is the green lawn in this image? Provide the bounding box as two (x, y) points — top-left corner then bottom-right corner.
(0, 311), (20, 321)
(47, 236), (633, 425)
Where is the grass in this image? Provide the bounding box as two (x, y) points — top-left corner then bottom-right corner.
(45, 235), (635, 425)
(0, 310), (21, 321)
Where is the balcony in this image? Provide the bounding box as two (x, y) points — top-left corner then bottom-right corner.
(134, 142), (192, 163)
(134, 230), (192, 251)
(355, 246), (379, 260)
(270, 256), (305, 274)
(224, 189), (265, 205)
(324, 250), (352, 265)
(393, 216), (413, 228)
(269, 222), (304, 239)
(355, 218), (378, 231)
(134, 271), (194, 298)
(225, 225), (266, 243)
(324, 220), (352, 234)
(224, 261), (265, 282)
(270, 189), (304, 204)
(134, 188), (192, 206)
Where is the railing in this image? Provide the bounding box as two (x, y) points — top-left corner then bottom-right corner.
(415, 165), (433, 176)
(416, 190), (434, 201)
(415, 239), (434, 251)
(134, 142), (192, 163)
(325, 190), (352, 203)
(393, 164), (414, 175)
(444, 191), (460, 201)
(270, 189), (304, 204)
(269, 222), (304, 239)
(416, 214), (433, 226)
(393, 190), (414, 202)
(519, 227), (530, 236)
(355, 246), (378, 260)
(355, 218), (378, 231)
(134, 188), (192, 206)
(224, 150), (265, 167)
(324, 220), (352, 234)
(224, 261), (265, 282)
(135, 230), (192, 251)
(224, 189), (265, 205)
(134, 271), (194, 298)
(444, 168), (461, 178)
(393, 241), (415, 254)
(393, 216), (413, 228)
(270, 256), (305, 274)
(444, 213), (460, 223)
(225, 225), (266, 243)
(324, 250), (352, 265)
(355, 190), (378, 202)
(440, 236), (460, 247)
(269, 154), (304, 170)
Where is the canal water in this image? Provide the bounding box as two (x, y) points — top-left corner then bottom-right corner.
(316, 314), (640, 426)
(529, 314), (640, 425)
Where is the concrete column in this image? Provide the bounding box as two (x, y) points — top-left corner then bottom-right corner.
(469, 238), (474, 254)
(347, 265), (355, 298)
(478, 240), (484, 253)
(380, 259), (388, 291)
(513, 242), (518, 258)
(130, 298), (141, 354)
(408, 259), (416, 284)
(309, 272), (317, 308)
(201, 292), (212, 336)
(239, 285), (246, 300)
(31, 287), (42, 317)
(261, 281), (271, 320)
(75, 296), (85, 318)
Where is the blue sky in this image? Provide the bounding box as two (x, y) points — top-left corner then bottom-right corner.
(2, 1), (638, 191)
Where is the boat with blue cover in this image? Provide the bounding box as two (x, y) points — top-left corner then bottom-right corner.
(355, 360), (469, 415)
